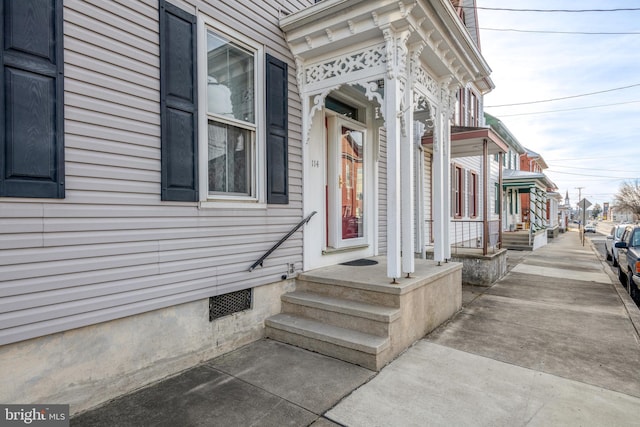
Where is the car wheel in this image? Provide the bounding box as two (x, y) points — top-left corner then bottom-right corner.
(629, 277), (637, 301)
(618, 266), (626, 286)
(606, 250), (612, 261)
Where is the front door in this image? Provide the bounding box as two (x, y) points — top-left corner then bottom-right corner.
(327, 116), (367, 249)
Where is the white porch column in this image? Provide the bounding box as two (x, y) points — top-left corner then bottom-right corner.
(530, 187), (536, 229)
(385, 73), (402, 279)
(383, 28), (412, 280)
(442, 116), (452, 260)
(401, 70), (415, 276)
(414, 122), (426, 258)
(432, 108), (446, 264)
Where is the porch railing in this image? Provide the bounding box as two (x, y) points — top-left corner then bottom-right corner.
(424, 219), (501, 256)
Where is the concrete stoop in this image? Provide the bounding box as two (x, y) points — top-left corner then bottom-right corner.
(265, 258), (462, 371)
(502, 232), (532, 251)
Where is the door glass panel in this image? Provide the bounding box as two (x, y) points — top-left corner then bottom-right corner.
(340, 126), (364, 240)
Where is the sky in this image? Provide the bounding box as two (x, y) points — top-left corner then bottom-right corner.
(475, 0), (640, 211)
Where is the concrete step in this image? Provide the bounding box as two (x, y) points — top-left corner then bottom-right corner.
(281, 291), (400, 337)
(296, 276), (400, 308)
(502, 235), (530, 242)
(265, 313), (390, 371)
(503, 244), (533, 251)
(502, 237), (531, 246)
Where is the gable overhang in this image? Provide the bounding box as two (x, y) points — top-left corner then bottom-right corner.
(280, 0), (492, 90)
(421, 126), (508, 158)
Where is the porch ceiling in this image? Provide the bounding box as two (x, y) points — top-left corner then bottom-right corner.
(280, 0), (492, 90)
(421, 126), (508, 158)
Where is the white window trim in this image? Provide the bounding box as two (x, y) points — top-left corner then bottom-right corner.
(197, 15), (266, 208)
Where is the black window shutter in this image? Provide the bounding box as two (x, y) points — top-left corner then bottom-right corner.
(0, 0), (64, 198)
(265, 54), (288, 204)
(159, 1), (198, 202)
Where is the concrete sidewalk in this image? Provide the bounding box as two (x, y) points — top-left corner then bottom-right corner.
(72, 231), (640, 426)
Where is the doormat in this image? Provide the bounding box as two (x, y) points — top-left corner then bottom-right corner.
(340, 259), (378, 266)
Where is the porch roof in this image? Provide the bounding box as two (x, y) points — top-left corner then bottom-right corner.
(280, 0), (493, 92)
(502, 169), (553, 190)
(421, 126), (508, 158)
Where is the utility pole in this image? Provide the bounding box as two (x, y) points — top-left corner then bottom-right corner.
(576, 186), (585, 245)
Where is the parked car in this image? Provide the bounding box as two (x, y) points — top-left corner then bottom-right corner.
(615, 225), (640, 302)
(584, 223), (597, 233)
(605, 224), (627, 266)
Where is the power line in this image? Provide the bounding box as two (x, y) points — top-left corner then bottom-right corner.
(469, 6), (640, 13)
(485, 83), (640, 107)
(480, 27), (640, 35)
(547, 170), (635, 180)
(490, 100), (640, 117)
(548, 155), (628, 161)
(547, 164), (639, 173)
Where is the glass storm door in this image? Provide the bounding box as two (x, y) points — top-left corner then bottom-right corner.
(327, 117), (367, 248)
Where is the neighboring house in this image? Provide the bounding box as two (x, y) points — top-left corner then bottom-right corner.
(518, 148), (558, 232)
(504, 148), (557, 249)
(546, 191), (563, 237)
(558, 190), (571, 231)
(0, 0), (493, 413)
(485, 114), (557, 249)
(485, 113), (526, 233)
(419, 3), (508, 286)
(610, 205), (636, 223)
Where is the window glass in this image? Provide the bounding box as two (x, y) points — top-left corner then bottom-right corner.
(206, 29), (256, 197)
(326, 97), (358, 121)
(207, 31), (254, 123)
(208, 122), (252, 194)
(340, 127), (364, 240)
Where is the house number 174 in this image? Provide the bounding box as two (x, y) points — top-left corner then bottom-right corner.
(311, 160), (320, 168)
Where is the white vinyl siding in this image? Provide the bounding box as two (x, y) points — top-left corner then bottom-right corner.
(0, 0), (311, 346)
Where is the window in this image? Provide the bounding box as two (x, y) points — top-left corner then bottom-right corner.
(326, 97), (358, 120)
(206, 30), (256, 197)
(160, 4), (288, 204)
(453, 165), (463, 218)
(469, 171), (478, 218)
(469, 92), (478, 126)
(494, 183), (501, 214)
(458, 89), (466, 126)
(0, 0), (64, 198)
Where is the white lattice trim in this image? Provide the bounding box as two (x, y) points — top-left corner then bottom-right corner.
(414, 66), (439, 100)
(305, 43), (386, 85)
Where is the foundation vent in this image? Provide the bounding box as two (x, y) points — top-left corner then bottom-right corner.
(209, 289), (252, 321)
